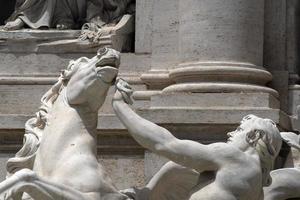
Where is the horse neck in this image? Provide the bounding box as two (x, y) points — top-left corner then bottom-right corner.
(50, 90), (99, 131)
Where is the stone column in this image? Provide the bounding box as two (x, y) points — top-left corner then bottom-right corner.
(138, 0), (288, 136)
(163, 0), (277, 97)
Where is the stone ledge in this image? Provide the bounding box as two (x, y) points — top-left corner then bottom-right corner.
(0, 75), (142, 85)
(151, 93), (280, 109)
(0, 53), (151, 77)
(0, 29), (80, 40)
(0, 108), (289, 129)
(0, 29), (84, 53)
(163, 82), (279, 98)
(139, 108), (277, 124)
(0, 109), (290, 153)
(0, 128), (144, 155)
(0, 76), (57, 85)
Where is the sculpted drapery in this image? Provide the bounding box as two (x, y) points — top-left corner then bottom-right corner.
(5, 0), (134, 29)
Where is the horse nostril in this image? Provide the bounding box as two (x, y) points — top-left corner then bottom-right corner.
(227, 132), (233, 137)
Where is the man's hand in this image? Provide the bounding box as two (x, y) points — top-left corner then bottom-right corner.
(114, 78), (133, 105)
(119, 188), (138, 199)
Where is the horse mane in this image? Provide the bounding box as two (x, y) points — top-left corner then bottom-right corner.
(6, 59), (79, 176)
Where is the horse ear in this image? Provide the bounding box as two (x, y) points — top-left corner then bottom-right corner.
(96, 67), (118, 84)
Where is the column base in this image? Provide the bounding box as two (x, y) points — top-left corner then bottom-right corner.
(162, 61), (278, 97)
(163, 82), (278, 98)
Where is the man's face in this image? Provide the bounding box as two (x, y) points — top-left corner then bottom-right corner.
(226, 117), (255, 144)
(227, 124), (247, 144)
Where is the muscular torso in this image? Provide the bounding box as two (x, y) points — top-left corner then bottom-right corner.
(33, 95), (118, 195)
(190, 151), (263, 200)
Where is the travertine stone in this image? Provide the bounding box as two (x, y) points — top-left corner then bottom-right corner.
(288, 86), (300, 131)
(0, 52), (150, 76)
(138, 108), (282, 125)
(142, 0), (277, 99)
(0, 84), (147, 115)
(144, 151), (168, 182)
(118, 54), (151, 75)
(0, 154), (14, 181)
(286, 0), (300, 78)
(0, 85), (49, 114)
(263, 1), (290, 113)
(138, 0), (179, 88)
(150, 0), (179, 69)
(168, 63), (272, 85)
(0, 52), (90, 74)
(140, 71), (173, 90)
(162, 0), (276, 96)
(0, 27), (134, 53)
(0, 51), (150, 122)
(99, 156), (145, 190)
(150, 93), (280, 109)
(179, 0), (263, 65)
(163, 82), (278, 97)
(264, 0), (287, 72)
(289, 85), (300, 115)
(268, 71), (289, 113)
(135, 0), (154, 54)
(0, 103), (290, 133)
(0, 29), (80, 40)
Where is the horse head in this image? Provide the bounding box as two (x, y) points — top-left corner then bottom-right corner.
(65, 47), (120, 112)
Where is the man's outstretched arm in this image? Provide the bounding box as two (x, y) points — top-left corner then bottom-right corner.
(113, 92), (220, 171)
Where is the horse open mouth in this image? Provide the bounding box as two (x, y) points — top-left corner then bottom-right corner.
(95, 47), (120, 68)
(96, 56), (118, 68)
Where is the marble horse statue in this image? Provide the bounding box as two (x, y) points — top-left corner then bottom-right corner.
(0, 48), (130, 200)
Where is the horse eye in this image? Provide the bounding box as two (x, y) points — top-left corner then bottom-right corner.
(97, 48), (108, 56)
(80, 57), (89, 63)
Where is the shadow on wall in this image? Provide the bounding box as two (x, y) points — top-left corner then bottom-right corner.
(0, 0), (16, 25)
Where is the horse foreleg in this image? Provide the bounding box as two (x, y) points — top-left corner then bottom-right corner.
(0, 169), (94, 200)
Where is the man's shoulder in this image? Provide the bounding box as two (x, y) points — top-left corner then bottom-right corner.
(207, 142), (241, 154)
(207, 143), (249, 164)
